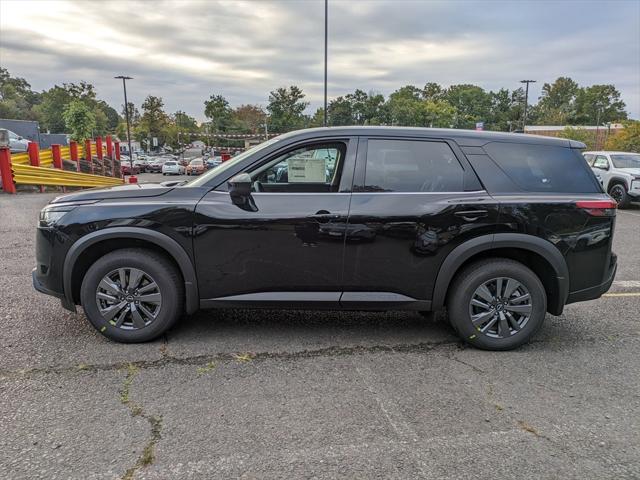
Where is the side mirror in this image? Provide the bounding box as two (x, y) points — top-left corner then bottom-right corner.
(228, 172), (252, 197)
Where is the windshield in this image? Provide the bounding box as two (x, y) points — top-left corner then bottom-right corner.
(611, 154), (640, 169)
(165, 162), (176, 165)
(187, 137), (281, 187)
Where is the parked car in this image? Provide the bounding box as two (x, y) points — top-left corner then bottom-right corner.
(33, 127), (617, 350)
(7, 129), (30, 153)
(133, 159), (148, 173)
(205, 158), (221, 169)
(120, 161), (140, 175)
(186, 158), (205, 175)
(146, 158), (167, 173)
(162, 161), (185, 175)
(583, 151), (640, 208)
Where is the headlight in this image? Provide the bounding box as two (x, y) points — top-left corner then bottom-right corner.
(39, 206), (75, 226)
(39, 200), (96, 226)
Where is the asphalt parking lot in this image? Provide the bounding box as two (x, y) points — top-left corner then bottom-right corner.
(1, 193), (639, 480)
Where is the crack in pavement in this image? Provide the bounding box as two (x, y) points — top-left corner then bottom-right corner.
(119, 364), (163, 480)
(3, 332), (639, 380)
(0, 340), (459, 379)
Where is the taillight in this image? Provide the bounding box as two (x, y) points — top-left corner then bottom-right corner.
(575, 200), (617, 216)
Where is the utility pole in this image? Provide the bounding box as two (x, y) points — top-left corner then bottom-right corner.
(323, 0), (328, 127)
(520, 79), (536, 132)
(115, 76), (134, 160)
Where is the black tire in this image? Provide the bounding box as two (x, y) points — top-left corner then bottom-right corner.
(609, 183), (630, 209)
(80, 248), (183, 343)
(447, 259), (547, 351)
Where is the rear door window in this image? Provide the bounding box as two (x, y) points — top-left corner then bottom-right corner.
(363, 139), (464, 192)
(483, 142), (600, 193)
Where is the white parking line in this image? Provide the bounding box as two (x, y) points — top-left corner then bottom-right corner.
(603, 292), (640, 297)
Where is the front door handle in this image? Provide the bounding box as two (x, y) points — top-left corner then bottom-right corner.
(454, 210), (489, 221)
(307, 211), (342, 222)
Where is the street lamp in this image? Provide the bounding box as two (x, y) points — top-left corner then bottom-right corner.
(115, 75), (134, 160)
(323, 0), (328, 127)
(520, 79), (536, 132)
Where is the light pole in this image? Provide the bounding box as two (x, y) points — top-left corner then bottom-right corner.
(115, 76), (134, 160)
(520, 79), (536, 132)
(323, 0), (328, 127)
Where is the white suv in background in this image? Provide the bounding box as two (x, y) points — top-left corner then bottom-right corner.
(161, 160), (185, 175)
(583, 151), (640, 208)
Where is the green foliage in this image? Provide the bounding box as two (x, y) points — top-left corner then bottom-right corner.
(136, 95), (169, 149)
(0, 68), (41, 120)
(204, 94), (232, 132)
(442, 84), (492, 129)
(605, 121), (640, 152)
(62, 99), (96, 141)
(267, 86), (309, 132)
(536, 77), (627, 125)
(561, 127), (597, 150)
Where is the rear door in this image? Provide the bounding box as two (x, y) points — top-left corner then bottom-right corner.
(341, 136), (498, 309)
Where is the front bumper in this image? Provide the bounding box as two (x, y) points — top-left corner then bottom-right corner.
(32, 268), (76, 312)
(566, 253), (617, 304)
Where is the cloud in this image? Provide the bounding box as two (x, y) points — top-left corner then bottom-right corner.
(1, 0), (638, 120)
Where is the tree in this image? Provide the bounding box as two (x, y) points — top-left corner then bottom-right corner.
(327, 96), (354, 126)
(535, 77), (579, 125)
(136, 95), (169, 149)
(574, 84), (627, 125)
(204, 94), (232, 132)
(121, 102), (141, 124)
(443, 84), (491, 129)
(387, 85), (425, 126)
(267, 86), (309, 132)
(486, 88), (524, 131)
(0, 68), (41, 120)
(605, 121), (640, 152)
(561, 126), (597, 150)
(422, 82), (444, 101)
(63, 99), (96, 141)
(232, 104), (266, 134)
(422, 99), (456, 128)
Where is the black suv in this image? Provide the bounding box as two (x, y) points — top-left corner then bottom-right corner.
(33, 127), (617, 350)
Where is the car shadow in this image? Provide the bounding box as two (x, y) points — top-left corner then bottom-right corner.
(163, 309), (458, 357)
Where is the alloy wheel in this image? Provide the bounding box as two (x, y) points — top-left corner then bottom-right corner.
(468, 277), (532, 338)
(95, 268), (162, 330)
(610, 185), (624, 205)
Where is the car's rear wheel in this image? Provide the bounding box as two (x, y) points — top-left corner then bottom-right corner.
(609, 183), (630, 208)
(447, 259), (546, 350)
(80, 248), (183, 342)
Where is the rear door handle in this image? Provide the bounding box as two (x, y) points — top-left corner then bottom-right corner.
(454, 210), (489, 221)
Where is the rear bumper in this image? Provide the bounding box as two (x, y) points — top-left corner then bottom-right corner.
(566, 253), (617, 305)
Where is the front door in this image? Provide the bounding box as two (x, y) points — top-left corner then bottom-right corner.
(194, 138), (357, 307)
(341, 137), (498, 309)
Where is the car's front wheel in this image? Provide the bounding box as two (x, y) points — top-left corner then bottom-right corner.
(447, 259), (546, 351)
(609, 183), (630, 208)
(80, 248), (183, 342)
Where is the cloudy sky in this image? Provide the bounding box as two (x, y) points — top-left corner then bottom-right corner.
(1, 0), (639, 121)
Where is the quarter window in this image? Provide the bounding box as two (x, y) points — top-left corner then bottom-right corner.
(363, 139), (464, 192)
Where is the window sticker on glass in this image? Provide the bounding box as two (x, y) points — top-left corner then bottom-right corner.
(287, 157), (326, 182)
